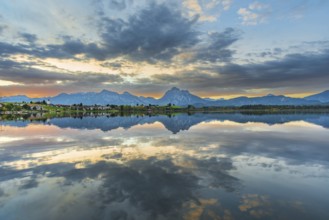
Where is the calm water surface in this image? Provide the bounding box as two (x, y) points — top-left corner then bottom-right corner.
(0, 113), (329, 220)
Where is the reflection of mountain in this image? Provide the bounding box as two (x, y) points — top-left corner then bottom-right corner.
(45, 115), (207, 133)
(46, 113), (329, 132)
(2, 113), (329, 133)
(0, 120), (31, 127)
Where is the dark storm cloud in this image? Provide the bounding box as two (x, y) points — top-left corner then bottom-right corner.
(0, 42), (31, 55)
(56, 39), (86, 55)
(0, 59), (35, 69)
(1, 3), (199, 62)
(1, 68), (63, 84)
(0, 63), (110, 87)
(150, 49), (329, 92)
(95, 3), (200, 62)
(1, 48), (328, 96)
(0, 59), (123, 85)
(218, 50), (329, 88)
(0, 41), (73, 59)
(0, 34), (95, 60)
(0, 3), (242, 65)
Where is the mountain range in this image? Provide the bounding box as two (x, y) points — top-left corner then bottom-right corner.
(1, 87), (329, 106)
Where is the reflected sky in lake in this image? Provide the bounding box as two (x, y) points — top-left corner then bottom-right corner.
(0, 114), (329, 220)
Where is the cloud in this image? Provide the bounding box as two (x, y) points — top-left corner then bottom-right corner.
(108, 0), (133, 11)
(0, 42), (31, 56)
(96, 3), (200, 62)
(0, 11), (240, 66)
(238, 2), (270, 25)
(279, 0), (328, 20)
(221, 0), (233, 10)
(147, 49), (329, 94)
(184, 0), (202, 14)
(184, 0), (232, 22)
(56, 155), (239, 217)
(19, 178), (39, 190)
(0, 41), (76, 59)
(0, 2), (238, 66)
(0, 59), (123, 87)
(0, 1), (327, 98)
(249, 2), (268, 10)
(19, 32), (38, 44)
(1, 47), (328, 98)
(0, 154), (239, 219)
(190, 27), (242, 63)
(203, 0), (233, 10)
(0, 3), (198, 63)
(100, 61), (122, 69)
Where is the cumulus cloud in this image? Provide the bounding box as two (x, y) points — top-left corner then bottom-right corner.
(0, 3), (200, 63)
(97, 3), (200, 62)
(0, 2), (240, 66)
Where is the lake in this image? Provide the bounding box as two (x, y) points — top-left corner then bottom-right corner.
(0, 113), (329, 220)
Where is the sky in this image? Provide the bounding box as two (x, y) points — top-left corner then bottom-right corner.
(0, 0), (328, 99)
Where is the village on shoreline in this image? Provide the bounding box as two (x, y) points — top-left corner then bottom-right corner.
(1, 100), (329, 117)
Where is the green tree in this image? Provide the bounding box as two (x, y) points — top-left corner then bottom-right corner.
(22, 104), (31, 110)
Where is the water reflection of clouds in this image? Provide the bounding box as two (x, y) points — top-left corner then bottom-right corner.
(1, 118), (329, 174)
(0, 155), (240, 220)
(239, 194), (309, 219)
(0, 115), (329, 219)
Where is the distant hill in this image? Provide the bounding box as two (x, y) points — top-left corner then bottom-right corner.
(0, 95), (33, 103)
(0, 87), (328, 106)
(211, 94), (320, 106)
(305, 90), (329, 103)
